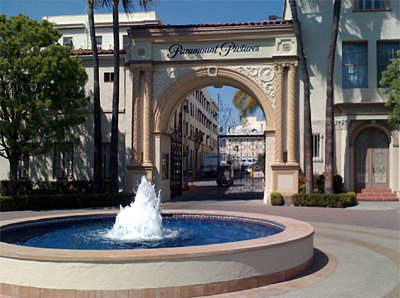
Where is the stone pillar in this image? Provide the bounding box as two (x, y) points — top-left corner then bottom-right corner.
(270, 60), (299, 199)
(287, 62), (298, 165)
(127, 66), (154, 190)
(274, 63), (285, 164)
(263, 130), (275, 205)
(132, 68), (141, 164)
(142, 67), (153, 167)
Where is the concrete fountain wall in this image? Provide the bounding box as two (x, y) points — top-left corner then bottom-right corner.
(0, 210), (314, 298)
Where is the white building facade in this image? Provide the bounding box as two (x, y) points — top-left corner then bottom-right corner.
(224, 117), (266, 168)
(0, 12), (221, 197)
(0, 14), (305, 201)
(284, 0), (399, 199)
(171, 89), (219, 173)
(2, 1), (397, 201)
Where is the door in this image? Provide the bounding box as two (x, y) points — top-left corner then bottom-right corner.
(355, 128), (389, 190)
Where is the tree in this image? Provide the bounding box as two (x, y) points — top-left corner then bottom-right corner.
(324, 0), (341, 194)
(87, 0), (103, 193)
(288, 0), (313, 194)
(0, 14), (88, 196)
(102, 0), (152, 193)
(257, 153), (265, 173)
(232, 90), (258, 120)
(380, 50), (400, 129)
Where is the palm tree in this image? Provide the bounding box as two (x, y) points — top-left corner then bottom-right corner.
(232, 90), (259, 120)
(325, 0), (341, 194)
(102, 0), (152, 193)
(288, 0), (313, 194)
(88, 0), (103, 193)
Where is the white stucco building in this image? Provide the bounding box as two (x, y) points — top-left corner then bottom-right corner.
(0, 12), (220, 197)
(174, 89), (219, 172)
(1, 1), (398, 201)
(284, 0), (399, 199)
(224, 117), (266, 168)
(43, 12), (162, 51)
(168, 89), (219, 195)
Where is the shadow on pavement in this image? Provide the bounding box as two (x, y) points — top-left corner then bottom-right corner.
(289, 248), (330, 280)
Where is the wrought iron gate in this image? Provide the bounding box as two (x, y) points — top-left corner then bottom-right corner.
(170, 114), (183, 198)
(217, 134), (265, 200)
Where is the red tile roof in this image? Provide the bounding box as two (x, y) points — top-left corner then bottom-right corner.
(71, 49), (128, 55)
(131, 20), (292, 29)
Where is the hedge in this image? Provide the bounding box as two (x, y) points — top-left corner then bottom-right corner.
(0, 180), (113, 196)
(298, 174), (344, 194)
(0, 193), (133, 212)
(270, 192), (284, 205)
(291, 192), (357, 208)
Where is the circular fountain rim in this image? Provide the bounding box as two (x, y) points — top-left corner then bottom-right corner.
(0, 209), (314, 262)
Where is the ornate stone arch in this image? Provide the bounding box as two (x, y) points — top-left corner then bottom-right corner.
(153, 67), (276, 134)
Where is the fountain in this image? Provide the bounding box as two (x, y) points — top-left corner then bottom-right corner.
(0, 177), (314, 298)
(107, 176), (163, 241)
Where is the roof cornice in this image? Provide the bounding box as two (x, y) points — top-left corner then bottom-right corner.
(128, 21), (294, 39)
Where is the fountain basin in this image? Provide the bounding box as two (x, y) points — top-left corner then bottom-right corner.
(0, 209), (314, 297)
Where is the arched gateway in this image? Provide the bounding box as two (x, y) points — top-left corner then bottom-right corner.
(124, 21), (300, 202)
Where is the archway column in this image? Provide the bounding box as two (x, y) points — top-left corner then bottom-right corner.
(127, 66), (155, 191)
(271, 61), (299, 199)
(274, 63), (285, 165)
(287, 62), (298, 165)
(143, 67), (154, 167)
(132, 68), (141, 164)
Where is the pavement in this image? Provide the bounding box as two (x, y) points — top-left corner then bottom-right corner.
(1, 179), (399, 298)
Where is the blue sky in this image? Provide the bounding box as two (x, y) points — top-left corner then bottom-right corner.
(1, 0), (284, 125)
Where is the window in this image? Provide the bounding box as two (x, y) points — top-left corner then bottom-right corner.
(96, 36), (102, 50)
(18, 156), (29, 179)
(63, 37), (74, 49)
(377, 41), (400, 86)
(355, 0), (389, 10)
(102, 143), (111, 179)
(54, 143), (73, 179)
(342, 42), (368, 88)
(123, 35), (131, 50)
(312, 133), (323, 162)
(104, 72), (114, 82)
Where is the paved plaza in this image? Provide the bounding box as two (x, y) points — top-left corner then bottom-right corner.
(0, 180), (399, 297)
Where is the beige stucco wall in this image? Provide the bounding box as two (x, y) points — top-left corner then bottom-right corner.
(284, 0), (399, 195)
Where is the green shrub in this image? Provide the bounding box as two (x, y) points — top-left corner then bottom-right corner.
(0, 180), (114, 196)
(308, 193), (328, 207)
(0, 180), (34, 196)
(313, 174), (325, 193)
(271, 192), (284, 205)
(291, 192), (357, 208)
(0, 193), (133, 212)
(298, 173), (344, 194)
(313, 174), (344, 193)
(344, 192), (357, 207)
(292, 193), (307, 206)
(298, 176), (307, 194)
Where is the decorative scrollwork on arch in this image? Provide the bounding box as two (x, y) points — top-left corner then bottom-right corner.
(153, 67), (193, 102)
(228, 65), (275, 108)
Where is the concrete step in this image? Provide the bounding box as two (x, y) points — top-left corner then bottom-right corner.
(356, 189), (399, 201)
(359, 189), (393, 194)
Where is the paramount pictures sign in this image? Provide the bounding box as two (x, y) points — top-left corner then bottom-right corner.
(154, 40), (275, 61)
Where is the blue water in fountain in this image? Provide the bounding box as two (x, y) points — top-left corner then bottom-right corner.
(0, 177), (283, 250)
